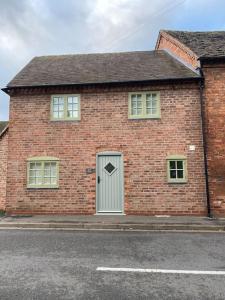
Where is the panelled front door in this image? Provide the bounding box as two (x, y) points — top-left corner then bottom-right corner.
(96, 153), (123, 214)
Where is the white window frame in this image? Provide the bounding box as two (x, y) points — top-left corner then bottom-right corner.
(51, 94), (81, 121)
(27, 157), (59, 189)
(128, 91), (161, 119)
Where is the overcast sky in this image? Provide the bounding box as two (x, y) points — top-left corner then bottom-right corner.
(1, 0), (225, 120)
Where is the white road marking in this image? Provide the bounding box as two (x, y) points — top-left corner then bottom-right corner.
(96, 267), (225, 275)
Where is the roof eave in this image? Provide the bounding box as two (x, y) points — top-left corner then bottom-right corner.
(2, 77), (201, 94)
(198, 56), (225, 62)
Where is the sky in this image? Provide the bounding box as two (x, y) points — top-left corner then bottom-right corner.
(1, 0), (225, 120)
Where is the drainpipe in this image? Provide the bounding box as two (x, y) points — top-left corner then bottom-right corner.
(198, 67), (212, 218)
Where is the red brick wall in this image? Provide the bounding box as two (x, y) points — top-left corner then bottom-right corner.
(157, 31), (225, 217)
(6, 83), (207, 215)
(156, 32), (199, 70)
(0, 130), (8, 210)
(202, 62), (225, 216)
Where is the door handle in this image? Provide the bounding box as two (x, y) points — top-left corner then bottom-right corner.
(98, 176), (101, 184)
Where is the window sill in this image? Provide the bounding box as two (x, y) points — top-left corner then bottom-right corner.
(128, 116), (161, 120)
(167, 180), (187, 184)
(27, 186), (59, 189)
(50, 119), (80, 122)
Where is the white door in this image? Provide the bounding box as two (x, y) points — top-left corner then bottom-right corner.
(97, 153), (123, 214)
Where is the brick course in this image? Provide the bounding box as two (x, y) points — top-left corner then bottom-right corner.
(0, 130), (8, 210)
(6, 83), (207, 215)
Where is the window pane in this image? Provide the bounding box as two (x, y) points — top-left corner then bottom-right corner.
(53, 112), (58, 118)
(29, 177), (35, 185)
(59, 111), (64, 118)
(30, 163), (36, 170)
(68, 104), (73, 111)
(44, 169), (51, 177)
(72, 111), (78, 118)
(131, 94), (142, 115)
(44, 177), (51, 184)
(177, 170), (184, 179)
(170, 161), (176, 169)
(36, 177), (42, 185)
(146, 94), (157, 115)
(137, 108), (142, 115)
(68, 96), (78, 104)
(51, 163), (56, 176)
(170, 170), (177, 179)
(29, 162), (42, 185)
(131, 108), (136, 115)
(29, 170), (36, 178)
(137, 101), (142, 108)
(151, 108), (157, 114)
(44, 162), (57, 185)
(51, 177), (57, 184)
(177, 161), (183, 169)
(131, 99), (137, 108)
(52, 97), (64, 119)
(67, 96), (79, 118)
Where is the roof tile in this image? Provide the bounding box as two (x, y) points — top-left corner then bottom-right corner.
(164, 30), (225, 58)
(7, 50), (199, 88)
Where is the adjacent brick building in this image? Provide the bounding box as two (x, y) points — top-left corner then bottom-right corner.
(157, 30), (225, 217)
(0, 122), (8, 210)
(2, 30), (225, 216)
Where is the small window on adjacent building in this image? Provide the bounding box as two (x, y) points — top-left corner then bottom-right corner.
(51, 95), (80, 120)
(27, 157), (59, 188)
(129, 92), (160, 119)
(167, 155), (187, 183)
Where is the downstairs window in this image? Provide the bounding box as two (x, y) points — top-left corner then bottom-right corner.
(167, 155), (187, 183)
(27, 157), (59, 188)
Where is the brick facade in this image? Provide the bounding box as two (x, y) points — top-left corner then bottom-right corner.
(202, 62), (225, 216)
(5, 83), (207, 215)
(0, 130), (8, 210)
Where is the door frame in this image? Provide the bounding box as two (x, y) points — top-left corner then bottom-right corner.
(96, 151), (125, 215)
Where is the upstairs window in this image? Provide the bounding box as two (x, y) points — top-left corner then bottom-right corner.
(51, 95), (80, 121)
(167, 155), (187, 183)
(128, 92), (160, 119)
(27, 157), (59, 188)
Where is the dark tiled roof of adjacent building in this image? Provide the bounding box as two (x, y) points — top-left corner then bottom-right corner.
(7, 50), (199, 88)
(164, 30), (225, 58)
(0, 121), (8, 136)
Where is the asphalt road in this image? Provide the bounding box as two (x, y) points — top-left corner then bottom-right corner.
(0, 230), (225, 299)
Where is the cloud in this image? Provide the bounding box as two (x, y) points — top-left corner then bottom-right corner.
(0, 0), (225, 120)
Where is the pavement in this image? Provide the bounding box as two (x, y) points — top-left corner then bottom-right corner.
(0, 229), (225, 299)
(0, 214), (225, 231)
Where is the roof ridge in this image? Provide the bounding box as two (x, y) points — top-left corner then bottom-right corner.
(162, 29), (225, 34)
(35, 50), (160, 59)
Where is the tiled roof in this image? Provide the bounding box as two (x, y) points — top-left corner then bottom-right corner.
(7, 50), (199, 88)
(164, 30), (225, 58)
(0, 121), (8, 136)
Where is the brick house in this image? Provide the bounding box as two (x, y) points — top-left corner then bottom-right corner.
(156, 30), (225, 216)
(0, 122), (8, 210)
(1, 30), (224, 216)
